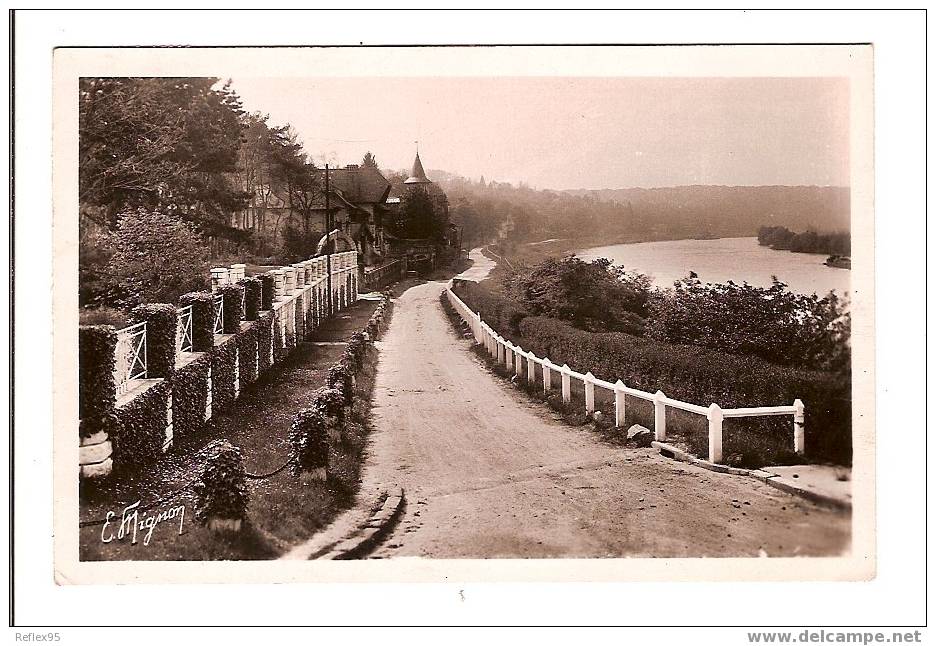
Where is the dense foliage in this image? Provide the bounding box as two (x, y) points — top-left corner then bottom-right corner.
(288, 409), (329, 476)
(179, 292), (216, 352)
(758, 225), (851, 256)
(240, 277), (262, 321)
(129, 304), (178, 378)
(102, 209), (211, 309)
(218, 284), (244, 334)
(503, 256), (650, 334)
(194, 441), (250, 523)
(79, 77), (248, 230)
(78, 326), (118, 434)
(516, 316), (850, 465)
(172, 353), (210, 438)
(115, 380), (172, 470)
(647, 276), (850, 373)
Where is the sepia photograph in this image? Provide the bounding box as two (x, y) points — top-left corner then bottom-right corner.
(7, 4), (930, 636)
(52, 45), (874, 576)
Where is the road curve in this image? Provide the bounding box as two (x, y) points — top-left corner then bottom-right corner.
(361, 278), (850, 558)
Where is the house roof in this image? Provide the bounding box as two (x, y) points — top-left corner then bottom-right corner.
(317, 165), (392, 204)
(404, 153), (431, 185)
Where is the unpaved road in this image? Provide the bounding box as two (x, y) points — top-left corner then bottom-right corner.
(362, 278), (851, 558)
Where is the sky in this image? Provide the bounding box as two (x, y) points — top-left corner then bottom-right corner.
(227, 76), (849, 191)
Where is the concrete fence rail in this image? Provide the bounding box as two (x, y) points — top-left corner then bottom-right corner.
(445, 286), (805, 464)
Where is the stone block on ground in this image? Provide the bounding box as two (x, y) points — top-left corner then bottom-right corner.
(626, 424), (654, 447)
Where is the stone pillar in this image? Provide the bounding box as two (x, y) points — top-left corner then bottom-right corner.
(283, 267), (296, 294)
(271, 269), (285, 299)
(211, 267), (230, 292)
(292, 263), (305, 289)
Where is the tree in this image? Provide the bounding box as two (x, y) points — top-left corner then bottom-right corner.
(362, 151), (378, 168)
(79, 77), (249, 233)
(103, 208), (211, 309)
(504, 256), (650, 334)
(393, 186), (448, 240)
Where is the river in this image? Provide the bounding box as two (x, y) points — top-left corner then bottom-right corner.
(575, 237), (849, 296)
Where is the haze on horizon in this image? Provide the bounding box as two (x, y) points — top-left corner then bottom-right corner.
(227, 76), (849, 191)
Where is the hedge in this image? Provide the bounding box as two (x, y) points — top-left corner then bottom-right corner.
(172, 352), (210, 438)
(257, 312), (274, 373)
(79, 325), (118, 433)
(115, 379), (171, 470)
(211, 337), (238, 411)
(288, 409), (329, 476)
(179, 291), (215, 352)
(240, 277), (262, 321)
(218, 284), (244, 335)
(259, 273), (275, 311)
(518, 316), (851, 465)
(237, 321), (260, 385)
(129, 303), (177, 378)
(294, 293), (306, 342)
(194, 441), (249, 524)
(272, 306), (286, 363)
(452, 280), (528, 341)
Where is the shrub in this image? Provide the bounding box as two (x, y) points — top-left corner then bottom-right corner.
(218, 284), (244, 334)
(103, 208), (210, 309)
(237, 322), (260, 385)
(311, 386), (346, 426)
(211, 338), (238, 411)
(646, 276), (850, 373)
(259, 273), (275, 311)
(114, 379), (171, 470)
(288, 409), (329, 476)
(240, 276), (262, 321)
(452, 280), (529, 341)
(79, 307), (129, 328)
(194, 441), (249, 524)
(179, 292), (215, 352)
(327, 364), (355, 406)
(257, 312), (274, 373)
(503, 256), (650, 334)
(172, 353), (210, 438)
(79, 325), (118, 427)
(519, 316), (851, 465)
(129, 303), (177, 377)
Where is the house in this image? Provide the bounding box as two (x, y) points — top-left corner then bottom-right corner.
(230, 163), (394, 264)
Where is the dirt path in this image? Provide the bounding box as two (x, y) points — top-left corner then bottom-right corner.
(362, 279), (851, 558)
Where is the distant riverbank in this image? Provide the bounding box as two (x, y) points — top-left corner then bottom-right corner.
(575, 237), (849, 296)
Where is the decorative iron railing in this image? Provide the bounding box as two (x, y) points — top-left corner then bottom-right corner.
(115, 320), (147, 396)
(177, 304), (193, 354)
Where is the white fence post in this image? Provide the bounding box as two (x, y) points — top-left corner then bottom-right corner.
(513, 346), (523, 375)
(793, 398), (805, 455)
(543, 359), (552, 394)
(614, 379), (626, 428)
(653, 390), (667, 441)
(584, 372), (595, 415)
(707, 403), (723, 463)
(527, 352), (536, 385)
(561, 365), (571, 403)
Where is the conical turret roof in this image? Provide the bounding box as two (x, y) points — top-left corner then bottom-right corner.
(404, 152), (431, 184)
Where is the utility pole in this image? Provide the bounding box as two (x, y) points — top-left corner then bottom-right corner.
(325, 163), (332, 317)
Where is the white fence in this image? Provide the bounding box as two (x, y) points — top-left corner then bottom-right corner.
(114, 320), (147, 396)
(446, 287), (805, 464)
(176, 304), (194, 354)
